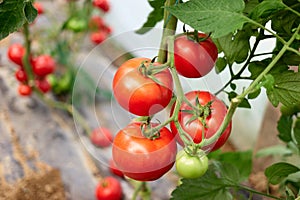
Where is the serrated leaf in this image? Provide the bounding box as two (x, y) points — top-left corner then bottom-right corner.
(0, 0), (26, 40)
(265, 162), (300, 185)
(209, 151), (252, 181)
(272, 72), (300, 107)
(24, 2), (37, 23)
(249, 0), (286, 20)
(215, 57), (227, 73)
(277, 115), (293, 142)
(214, 27), (251, 64)
(171, 161), (238, 200)
(135, 0), (165, 34)
(293, 118), (300, 150)
(166, 0), (249, 38)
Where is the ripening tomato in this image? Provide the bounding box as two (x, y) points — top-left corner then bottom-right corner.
(112, 122), (177, 181)
(32, 55), (56, 77)
(15, 69), (28, 82)
(170, 91), (232, 152)
(175, 149), (208, 179)
(95, 177), (122, 200)
(174, 33), (218, 78)
(33, 2), (44, 14)
(112, 58), (173, 116)
(89, 16), (105, 31)
(90, 127), (113, 148)
(7, 44), (25, 66)
(109, 159), (124, 178)
(35, 78), (51, 93)
(18, 84), (32, 96)
(93, 0), (110, 12)
(90, 31), (107, 44)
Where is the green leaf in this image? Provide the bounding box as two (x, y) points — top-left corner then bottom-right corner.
(215, 57), (227, 73)
(248, 88), (261, 99)
(171, 161), (237, 200)
(265, 162), (300, 185)
(271, 9), (299, 35)
(209, 151), (252, 181)
(249, 0), (286, 20)
(0, 0), (26, 40)
(227, 91), (251, 108)
(277, 115), (293, 142)
(293, 118), (300, 150)
(135, 0), (165, 34)
(272, 72), (300, 107)
(256, 145), (293, 157)
(230, 83), (236, 91)
(166, 0), (249, 38)
(24, 2), (37, 23)
(214, 27), (251, 64)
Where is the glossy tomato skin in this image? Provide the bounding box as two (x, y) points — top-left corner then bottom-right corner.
(95, 176), (122, 200)
(175, 149), (208, 179)
(109, 159), (124, 178)
(32, 55), (56, 77)
(7, 44), (25, 66)
(174, 33), (218, 78)
(90, 127), (113, 148)
(170, 91), (231, 152)
(112, 122), (177, 181)
(113, 58), (173, 116)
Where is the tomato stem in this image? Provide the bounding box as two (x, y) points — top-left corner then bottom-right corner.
(131, 181), (151, 200)
(22, 22), (35, 84)
(157, 0), (178, 63)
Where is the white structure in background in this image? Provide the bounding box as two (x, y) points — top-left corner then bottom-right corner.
(104, 0), (275, 150)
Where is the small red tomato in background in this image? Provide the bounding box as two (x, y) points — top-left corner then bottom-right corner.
(93, 0), (110, 12)
(89, 16), (105, 30)
(18, 84), (32, 96)
(33, 2), (44, 14)
(7, 44), (25, 66)
(109, 159), (124, 178)
(32, 55), (56, 77)
(95, 176), (122, 200)
(174, 33), (218, 78)
(90, 31), (107, 44)
(90, 127), (113, 148)
(15, 69), (28, 82)
(35, 78), (51, 93)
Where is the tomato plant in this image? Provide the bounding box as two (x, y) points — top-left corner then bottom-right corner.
(112, 122), (177, 181)
(15, 69), (28, 82)
(112, 57), (173, 116)
(170, 91), (232, 152)
(93, 0), (110, 13)
(18, 84), (32, 96)
(90, 127), (113, 148)
(35, 78), (51, 93)
(95, 176), (123, 200)
(174, 33), (218, 78)
(90, 31), (107, 44)
(175, 149), (208, 179)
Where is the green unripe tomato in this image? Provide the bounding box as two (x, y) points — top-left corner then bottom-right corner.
(66, 18), (87, 33)
(175, 149), (208, 179)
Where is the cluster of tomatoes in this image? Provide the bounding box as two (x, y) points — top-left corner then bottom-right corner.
(7, 44), (55, 96)
(109, 32), (232, 182)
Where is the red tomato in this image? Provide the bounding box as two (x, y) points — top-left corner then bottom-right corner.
(95, 177), (122, 200)
(89, 16), (105, 30)
(93, 0), (110, 12)
(18, 84), (32, 96)
(15, 69), (28, 82)
(7, 44), (25, 66)
(33, 2), (44, 14)
(112, 58), (173, 116)
(109, 159), (124, 178)
(35, 78), (51, 93)
(90, 31), (107, 44)
(170, 91), (232, 152)
(174, 33), (218, 78)
(32, 55), (56, 77)
(90, 127), (113, 148)
(112, 122), (177, 181)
